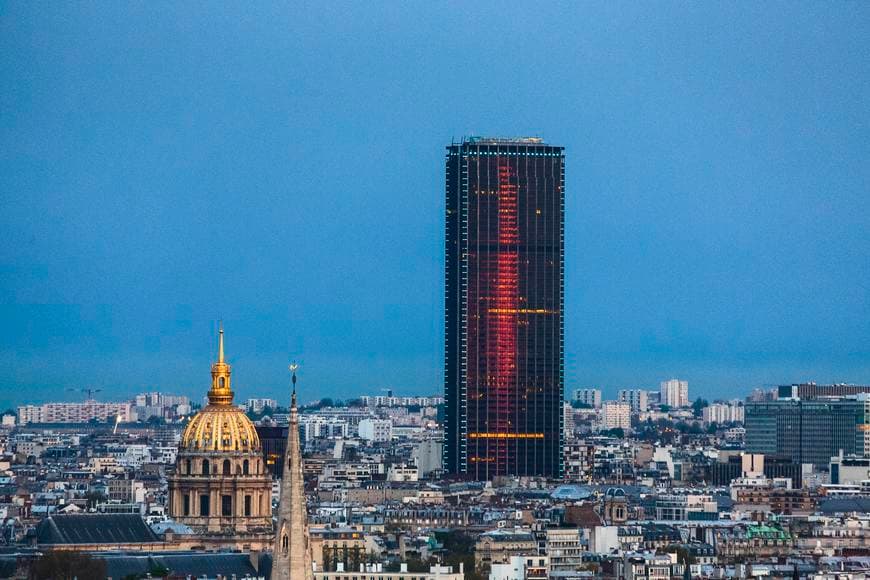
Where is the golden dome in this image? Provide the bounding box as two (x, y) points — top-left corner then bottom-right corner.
(181, 405), (260, 452)
(180, 327), (261, 453)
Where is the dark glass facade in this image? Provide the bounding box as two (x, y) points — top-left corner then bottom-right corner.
(745, 398), (865, 466)
(444, 137), (564, 479)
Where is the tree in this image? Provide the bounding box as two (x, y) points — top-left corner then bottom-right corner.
(404, 557), (433, 573)
(30, 551), (106, 580)
(148, 563), (170, 578)
(571, 400), (592, 409)
(706, 422), (718, 434)
(660, 404), (671, 412)
(85, 490), (106, 510)
(603, 427), (625, 438)
(692, 398), (709, 418)
(433, 530), (484, 580)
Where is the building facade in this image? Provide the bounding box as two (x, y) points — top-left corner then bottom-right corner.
(703, 402), (744, 424)
(574, 388), (602, 409)
(358, 418), (392, 442)
(617, 389), (648, 413)
(601, 402), (631, 431)
(659, 379), (688, 408)
(18, 401), (133, 425)
(444, 137), (565, 479)
(745, 396), (869, 466)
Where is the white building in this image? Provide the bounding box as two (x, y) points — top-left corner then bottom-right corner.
(703, 402), (744, 424)
(489, 556), (548, 580)
(830, 453), (870, 485)
(316, 564), (462, 580)
(300, 416), (350, 442)
(411, 438), (442, 477)
(387, 464), (419, 482)
(601, 402), (631, 431)
(660, 379), (689, 408)
(360, 395), (444, 407)
(245, 398), (278, 414)
(564, 402), (575, 440)
(574, 388), (602, 409)
(358, 418), (392, 442)
(546, 528), (585, 573)
(617, 389), (648, 412)
(18, 401), (134, 425)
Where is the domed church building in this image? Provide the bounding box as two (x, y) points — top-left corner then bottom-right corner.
(168, 328), (273, 537)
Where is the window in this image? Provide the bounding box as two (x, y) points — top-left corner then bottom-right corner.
(219, 377), (225, 388)
(183, 494), (190, 516)
(223, 459), (231, 475)
(244, 495), (252, 516)
(202, 459), (210, 475)
(185, 459), (192, 474)
(243, 459), (250, 475)
(200, 494), (210, 516)
(222, 494), (232, 516)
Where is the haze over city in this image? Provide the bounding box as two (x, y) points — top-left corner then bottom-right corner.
(2, 3), (868, 409)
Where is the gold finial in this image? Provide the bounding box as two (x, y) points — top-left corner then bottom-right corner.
(208, 323), (233, 406)
(218, 322), (225, 363)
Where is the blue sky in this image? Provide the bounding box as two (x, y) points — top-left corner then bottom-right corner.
(1, 3), (868, 408)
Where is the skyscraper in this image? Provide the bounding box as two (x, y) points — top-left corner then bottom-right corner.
(444, 137), (565, 479)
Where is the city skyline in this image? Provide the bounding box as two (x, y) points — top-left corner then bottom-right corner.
(2, 4), (869, 409)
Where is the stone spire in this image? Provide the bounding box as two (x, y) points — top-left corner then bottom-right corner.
(270, 363), (313, 580)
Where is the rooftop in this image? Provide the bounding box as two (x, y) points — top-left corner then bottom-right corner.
(465, 136), (545, 145)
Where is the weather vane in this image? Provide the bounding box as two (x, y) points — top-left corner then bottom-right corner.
(289, 362), (298, 394)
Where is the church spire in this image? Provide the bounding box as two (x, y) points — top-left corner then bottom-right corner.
(270, 363), (313, 580)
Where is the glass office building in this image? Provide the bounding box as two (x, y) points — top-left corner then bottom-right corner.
(745, 396), (869, 467)
(443, 137), (565, 479)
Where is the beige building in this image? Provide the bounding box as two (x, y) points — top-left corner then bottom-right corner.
(475, 529), (538, 568)
(601, 402), (631, 431)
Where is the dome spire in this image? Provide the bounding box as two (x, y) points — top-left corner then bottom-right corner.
(208, 323), (233, 406)
(218, 322), (225, 363)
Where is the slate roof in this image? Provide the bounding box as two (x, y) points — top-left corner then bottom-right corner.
(641, 523), (682, 542)
(36, 514), (159, 545)
(100, 553), (274, 579)
(819, 498), (870, 514)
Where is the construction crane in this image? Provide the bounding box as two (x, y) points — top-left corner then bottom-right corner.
(67, 387), (102, 401)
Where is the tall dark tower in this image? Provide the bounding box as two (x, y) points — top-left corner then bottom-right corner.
(444, 137), (565, 479)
